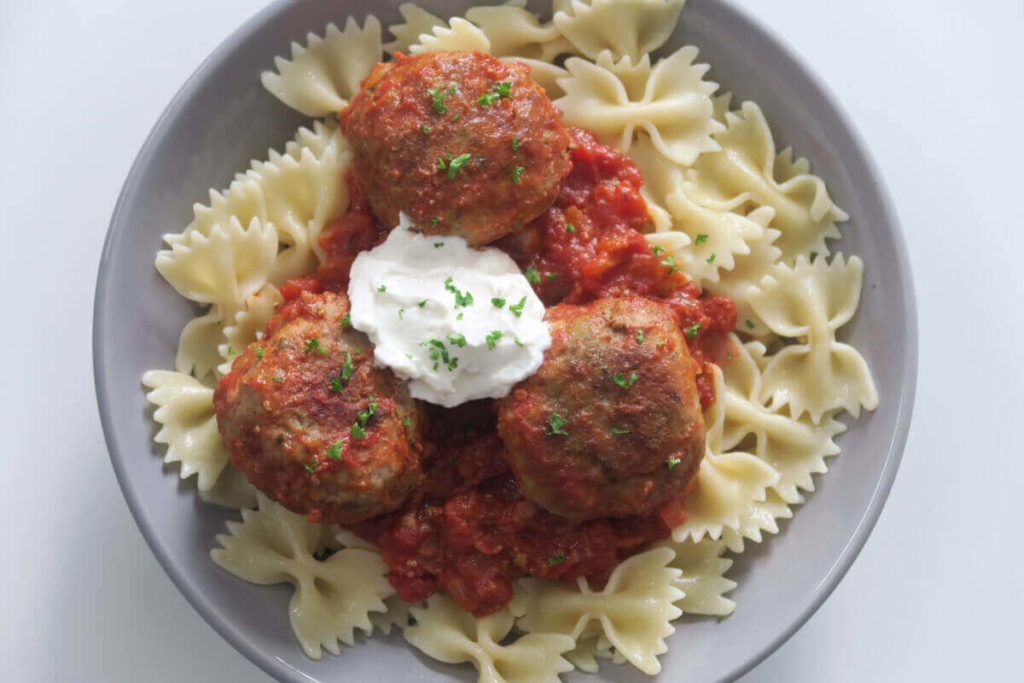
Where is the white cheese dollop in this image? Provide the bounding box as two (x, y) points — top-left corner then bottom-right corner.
(348, 215), (551, 407)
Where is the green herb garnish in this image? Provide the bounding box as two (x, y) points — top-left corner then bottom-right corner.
(685, 323), (702, 340)
(444, 276), (474, 307)
(327, 439), (344, 461)
(427, 87), (448, 114)
(524, 267), (541, 284)
(377, 284), (387, 293)
(566, 223), (575, 234)
(340, 313), (351, 329)
(547, 553), (568, 566)
(510, 296), (527, 317)
(694, 233), (709, 245)
(477, 91), (501, 106)
(485, 330), (503, 349)
(636, 330), (645, 344)
(667, 457), (682, 470)
(547, 413), (569, 436)
(745, 319), (755, 330)
(491, 297), (506, 308)
(351, 423), (366, 439)
(613, 371), (638, 389)
(512, 165), (525, 183)
(612, 427), (631, 435)
(436, 153), (472, 179)
(419, 124), (431, 135)
(305, 338), (327, 354)
(255, 346), (264, 358)
(706, 253), (716, 264)
(447, 332), (467, 347)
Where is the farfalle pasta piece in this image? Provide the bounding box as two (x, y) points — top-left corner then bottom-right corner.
(384, 3), (444, 55)
(261, 16), (383, 117)
(466, 1), (574, 62)
(243, 127), (351, 282)
(702, 216), (779, 337)
(554, 0), (685, 62)
(555, 45), (723, 166)
(721, 337), (848, 502)
(657, 538), (736, 616)
(673, 366), (780, 543)
(155, 216), (278, 311)
(216, 284), (282, 376)
(517, 547), (683, 675)
(626, 130), (685, 231)
(198, 463), (259, 510)
(404, 593), (574, 683)
(142, 370), (229, 491)
(211, 494), (394, 659)
(720, 491), (794, 553)
(747, 253), (879, 422)
(175, 307), (225, 381)
(408, 17), (492, 54)
(370, 595), (414, 635)
(690, 101), (848, 259)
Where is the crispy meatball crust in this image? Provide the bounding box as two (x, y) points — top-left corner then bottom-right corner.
(496, 297), (705, 522)
(340, 50), (570, 246)
(214, 291), (423, 524)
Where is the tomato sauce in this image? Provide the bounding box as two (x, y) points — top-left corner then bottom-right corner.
(311, 127), (737, 615)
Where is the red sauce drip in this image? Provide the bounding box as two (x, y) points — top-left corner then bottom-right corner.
(301, 127), (739, 616)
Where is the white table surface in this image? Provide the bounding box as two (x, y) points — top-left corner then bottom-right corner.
(2, 0), (1021, 680)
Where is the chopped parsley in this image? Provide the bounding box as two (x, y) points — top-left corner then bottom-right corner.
(636, 330), (645, 344)
(304, 338), (327, 354)
(509, 296), (527, 317)
(436, 153), (473, 179)
(491, 297), (506, 308)
(659, 253), (680, 274)
(706, 252), (716, 264)
(430, 217), (439, 225)
(716, 615), (725, 624)
(652, 246), (666, 256)
(547, 413), (569, 436)
(304, 464), (316, 473)
(351, 423), (367, 439)
(444, 277), (474, 307)
(524, 267), (541, 284)
(485, 330), (503, 349)
(403, 415), (414, 426)
(685, 323), (702, 340)
(418, 300), (428, 308)
(512, 137), (519, 151)
(450, 113), (461, 122)
(272, 376), (284, 383)
(547, 553), (568, 566)
(377, 284), (387, 293)
(457, 312), (464, 320)
(512, 165), (525, 183)
(227, 346), (234, 356)
(447, 332), (467, 347)
(514, 338), (524, 347)
(340, 313), (351, 329)
(340, 351), (354, 381)
(327, 439), (344, 461)
(329, 377), (344, 392)
(656, 340), (667, 348)
(667, 457), (682, 470)
(419, 124), (431, 135)
(398, 308), (405, 319)
(255, 346), (264, 358)
(612, 426), (631, 435)
(356, 398), (378, 427)
(613, 371), (638, 389)
(477, 91), (501, 106)
(694, 233), (709, 245)
(545, 272), (558, 280)
(433, 242), (445, 249)
(422, 339), (459, 372)
(491, 81), (513, 98)
(745, 319), (755, 330)
(427, 87), (449, 114)
(566, 222), (576, 234)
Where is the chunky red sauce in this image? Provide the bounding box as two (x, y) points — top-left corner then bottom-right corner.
(300, 128), (736, 615)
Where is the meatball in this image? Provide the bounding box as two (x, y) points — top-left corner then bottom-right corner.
(214, 290), (423, 524)
(340, 50), (570, 246)
(496, 297), (705, 522)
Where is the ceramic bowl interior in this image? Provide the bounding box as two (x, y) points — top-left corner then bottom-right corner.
(94, 0), (917, 680)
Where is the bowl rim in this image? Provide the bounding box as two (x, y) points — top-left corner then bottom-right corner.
(93, 1), (918, 681)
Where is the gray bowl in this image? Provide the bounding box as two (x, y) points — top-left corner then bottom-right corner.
(93, 0), (917, 680)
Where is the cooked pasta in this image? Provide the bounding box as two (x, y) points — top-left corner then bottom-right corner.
(142, 1), (878, 679)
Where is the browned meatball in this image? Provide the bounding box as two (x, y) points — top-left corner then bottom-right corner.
(340, 50), (570, 246)
(214, 290), (423, 524)
(496, 297), (705, 522)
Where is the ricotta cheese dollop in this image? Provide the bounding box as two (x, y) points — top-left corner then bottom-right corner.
(348, 215), (551, 407)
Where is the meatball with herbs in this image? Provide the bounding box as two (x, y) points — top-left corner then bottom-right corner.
(340, 50), (570, 246)
(496, 297), (705, 522)
(214, 290), (423, 524)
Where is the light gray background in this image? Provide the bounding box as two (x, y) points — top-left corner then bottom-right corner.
(1, 0), (1020, 681)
